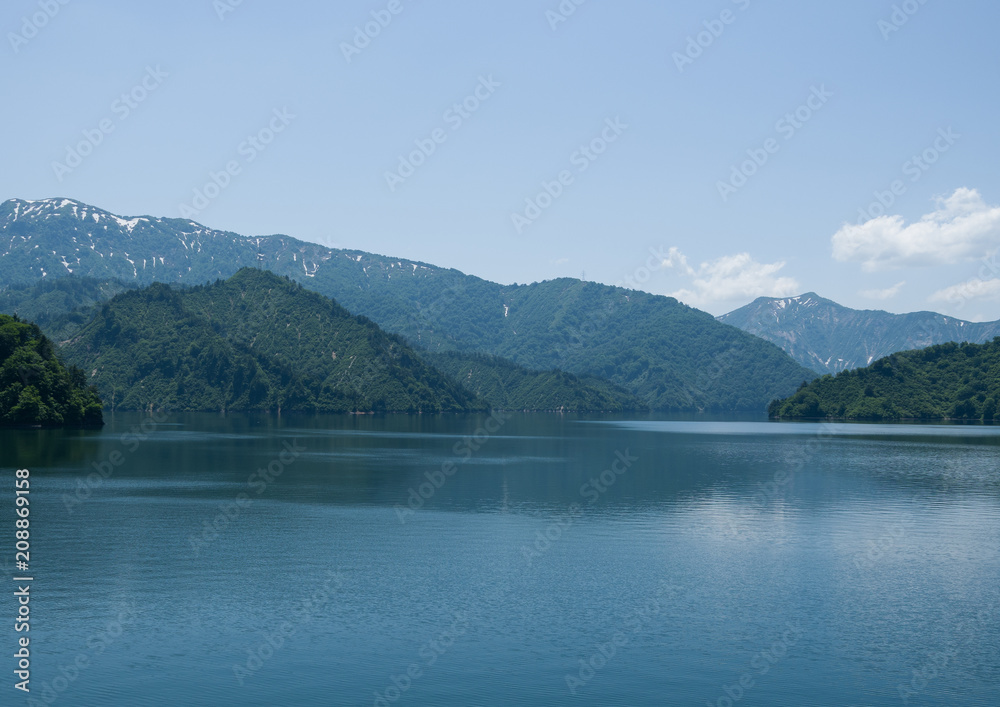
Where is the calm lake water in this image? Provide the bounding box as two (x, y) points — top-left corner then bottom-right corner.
(2, 413), (999, 706)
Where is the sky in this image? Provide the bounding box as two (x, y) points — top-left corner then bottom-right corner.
(4, 0), (1000, 319)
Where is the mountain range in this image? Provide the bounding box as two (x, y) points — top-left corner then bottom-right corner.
(720, 293), (1000, 374)
(50, 269), (643, 413)
(0, 198), (814, 411)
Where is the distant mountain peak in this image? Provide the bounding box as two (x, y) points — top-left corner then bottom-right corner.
(720, 293), (1000, 374)
(752, 292), (830, 307)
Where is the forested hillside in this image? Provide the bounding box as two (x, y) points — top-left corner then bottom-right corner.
(769, 338), (1000, 421)
(60, 269), (483, 413)
(0, 314), (103, 426)
(423, 351), (642, 412)
(0, 277), (136, 341)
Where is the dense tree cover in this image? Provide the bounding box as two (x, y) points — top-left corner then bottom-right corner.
(492, 280), (815, 411)
(721, 292), (1000, 375)
(0, 314), (103, 426)
(268, 266), (815, 411)
(2, 198), (816, 410)
(1, 272), (645, 413)
(769, 338), (1000, 421)
(423, 351), (643, 412)
(0, 277), (135, 340)
(60, 269), (484, 413)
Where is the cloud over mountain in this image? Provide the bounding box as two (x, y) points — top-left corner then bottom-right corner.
(668, 251), (799, 311)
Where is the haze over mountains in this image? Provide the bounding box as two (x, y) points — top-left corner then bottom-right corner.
(0, 198), (814, 411)
(721, 293), (1000, 374)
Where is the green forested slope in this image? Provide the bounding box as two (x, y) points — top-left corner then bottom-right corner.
(0, 314), (103, 426)
(0, 271), (647, 412)
(423, 351), (643, 412)
(493, 280), (814, 411)
(60, 269), (483, 413)
(0, 277), (136, 341)
(769, 338), (1000, 421)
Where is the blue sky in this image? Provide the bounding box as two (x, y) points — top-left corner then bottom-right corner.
(4, 0), (1000, 318)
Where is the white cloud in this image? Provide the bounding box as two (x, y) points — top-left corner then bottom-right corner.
(860, 281), (906, 300)
(668, 251), (800, 310)
(831, 188), (1000, 271)
(928, 277), (1000, 305)
(659, 246), (694, 275)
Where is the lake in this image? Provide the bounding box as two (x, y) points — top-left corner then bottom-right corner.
(2, 412), (998, 706)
